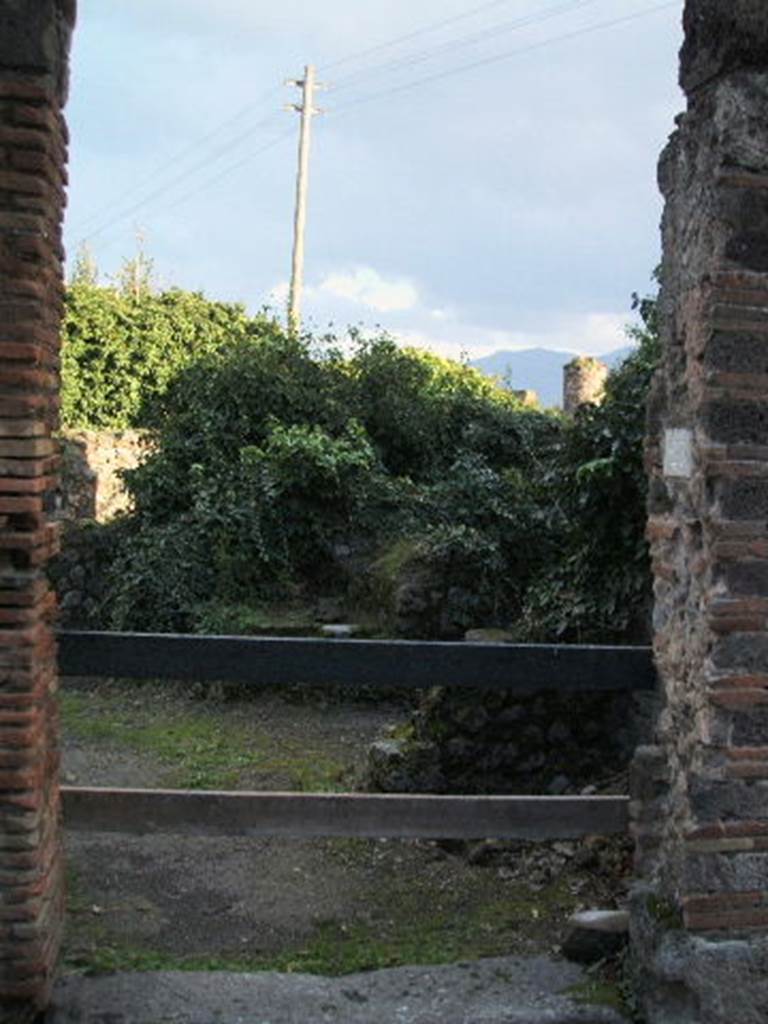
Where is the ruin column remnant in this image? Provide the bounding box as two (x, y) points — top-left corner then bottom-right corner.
(631, 2), (768, 1020)
(562, 355), (608, 414)
(0, 1), (75, 1019)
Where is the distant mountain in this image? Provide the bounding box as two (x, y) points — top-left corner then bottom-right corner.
(470, 345), (635, 408)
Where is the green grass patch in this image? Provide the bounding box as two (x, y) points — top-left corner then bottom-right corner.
(60, 689), (348, 791)
(64, 856), (581, 978)
(567, 979), (628, 1015)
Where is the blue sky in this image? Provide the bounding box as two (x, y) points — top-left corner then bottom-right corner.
(64, 0), (684, 360)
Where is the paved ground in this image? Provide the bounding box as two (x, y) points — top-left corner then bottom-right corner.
(48, 957), (627, 1024)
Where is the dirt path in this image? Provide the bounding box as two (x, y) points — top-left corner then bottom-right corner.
(60, 676), (630, 1017)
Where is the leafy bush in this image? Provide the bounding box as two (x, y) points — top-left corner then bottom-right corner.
(62, 283), (265, 428)
(346, 335), (545, 480)
(60, 265), (659, 644)
(93, 327), (553, 632)
(518, 301), (660, 642)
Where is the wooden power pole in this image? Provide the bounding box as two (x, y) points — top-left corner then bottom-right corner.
(286, 65), (319, 334)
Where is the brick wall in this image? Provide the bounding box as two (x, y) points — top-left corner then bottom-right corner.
(630, 3), (768, 1020)
(0, 1), (75, 1018)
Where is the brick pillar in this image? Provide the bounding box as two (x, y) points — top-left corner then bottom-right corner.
(630, 3), (768, 1020)
(0, 2), (75, 1019)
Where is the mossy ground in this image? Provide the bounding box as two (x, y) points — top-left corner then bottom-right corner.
(61, 682), (356, 791)
(60, 677), (628, 980)
(63, 840), (582, 978)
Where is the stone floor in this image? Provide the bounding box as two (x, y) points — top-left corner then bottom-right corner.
(48, 957), (627, 1024)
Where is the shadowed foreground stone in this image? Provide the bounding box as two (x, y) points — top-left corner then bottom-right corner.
(48, 958), (626, 1024)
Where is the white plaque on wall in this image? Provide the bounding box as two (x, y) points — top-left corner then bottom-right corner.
(663, 428), (693, 478)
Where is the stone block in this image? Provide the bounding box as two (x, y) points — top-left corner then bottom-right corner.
(0, 1), (75, 102)
(690, 778), (768, 820)
(732, 705), (768, 744)
(722, 561), (768, 597)
(703, 399), (768, 446)
(684, 850), (768, 890)
(717, 476), (768, 520)
(681, 1), (768, 93)
(713, 632), (768, 671)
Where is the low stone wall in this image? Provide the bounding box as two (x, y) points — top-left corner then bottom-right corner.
(52, 430), (149, 627)
(368, 684), (656, 797)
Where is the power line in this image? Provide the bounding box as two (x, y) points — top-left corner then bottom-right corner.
(74, 1), (524, 235)
(332, 1), (679, 115)
(330, 0), (604, 91)
(72, 0), (609, 239)
(320, 0), (519, 73)
(73, 0), (677, 251)
(90, 128), (297, 257)
(77, 112), (285, 243)
(155, 129), (296, 220)
(72, 85), (282, 236)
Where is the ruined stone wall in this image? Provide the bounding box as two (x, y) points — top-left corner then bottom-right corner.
(59, 429), (147, 523)
(0, 1), (75, 1018)
(630, 3), (768, 1020)
(562, 356), (608, 414)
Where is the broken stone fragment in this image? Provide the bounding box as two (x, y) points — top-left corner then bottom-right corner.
(464, 628), (515, 643)
(561, 909), (629, 964)
(320, 623), (361, 638)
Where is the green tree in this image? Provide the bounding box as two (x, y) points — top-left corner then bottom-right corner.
(61, 283), (272, 429)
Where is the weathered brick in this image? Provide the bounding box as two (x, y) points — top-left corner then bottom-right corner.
(0, 440), (54, 459)
(687, 820), (768, 841)
(0, 421), (46, 439)
(0, 170), (48, 197)
(716, 476), (768, 521)
(0, 498), (44, 515)
(0, 476), (56, 495)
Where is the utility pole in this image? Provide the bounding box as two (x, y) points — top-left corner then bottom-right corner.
(286, 65), (320, 335)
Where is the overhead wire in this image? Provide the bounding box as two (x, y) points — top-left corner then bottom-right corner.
(320, 0), (520, 72)
(331, 0), (680, 115)
(71, 85), (283, 237)
(72, 0), (525, 239)
(77, 111), (285, 243)
(74, 0), (677, 249)
(91, 127), (298, 258)
(76, 0), (590, 240)
(328, 0), (604, 91)
(157, 127), (297, 221)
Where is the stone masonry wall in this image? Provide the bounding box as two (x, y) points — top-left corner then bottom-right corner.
(0, 1), (75, 1019)
(59, 429), (147, 523)
(630, 4), (768, 1021)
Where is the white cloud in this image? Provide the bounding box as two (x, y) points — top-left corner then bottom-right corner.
(429, 307), (454, 322)
(267, 260), (632, 365)
(268, 280), (290, 306)
(385, 311), (632, 364)
(313, 266), (420, 313)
